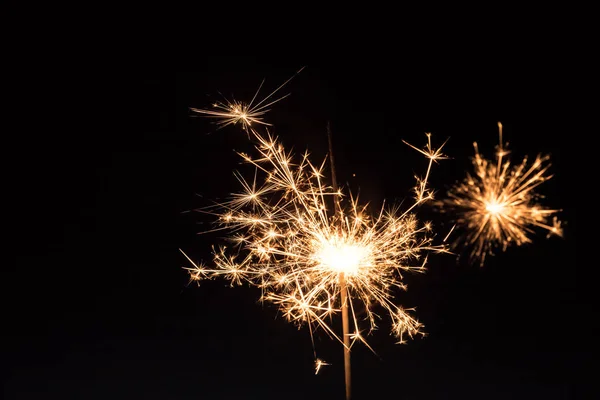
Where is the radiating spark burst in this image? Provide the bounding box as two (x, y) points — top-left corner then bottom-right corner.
(433, 122), (563, 266)
(182, 126), (449, 360)
(190, 67), (304, 133)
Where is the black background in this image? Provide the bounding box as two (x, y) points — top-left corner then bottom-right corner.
(5, 41), (585, 400)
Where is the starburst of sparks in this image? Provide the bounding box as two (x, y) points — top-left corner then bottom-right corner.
(190, 67), (304, 133)
(433, 122), (563, 266)
(182, 123), (449, 365)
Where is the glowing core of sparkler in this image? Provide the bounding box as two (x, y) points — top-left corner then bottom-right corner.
(485, 200), (505, 215)
(314, 238), (370, 276)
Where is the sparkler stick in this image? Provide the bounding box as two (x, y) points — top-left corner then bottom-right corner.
(433, 122), (563, 266)
(327, 121), (351, 400)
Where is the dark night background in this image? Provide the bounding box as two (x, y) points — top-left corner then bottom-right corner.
(5, 44), (586, 399)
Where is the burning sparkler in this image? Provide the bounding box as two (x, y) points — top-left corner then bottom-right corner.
(433, 122), (563, 266)
(183, 70), (449, 399)
(183, 125), (448, 354)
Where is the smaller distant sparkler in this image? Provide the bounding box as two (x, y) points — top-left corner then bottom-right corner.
(434, 122), (563, 266)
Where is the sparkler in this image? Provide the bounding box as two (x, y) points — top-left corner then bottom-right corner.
(433, 122), (563, 266)
(183, 126), (448, 367)
(183, 70), (449, 399)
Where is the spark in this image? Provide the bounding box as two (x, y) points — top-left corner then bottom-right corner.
(315, 358), (330, 374)
(190, 67), (305, 133)
(183, 125), (449, 359)
(433, 122), (563, 266)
